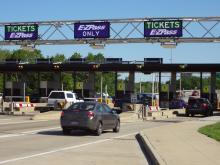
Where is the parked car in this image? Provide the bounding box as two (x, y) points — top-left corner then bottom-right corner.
(47, 91), (83, 109)
(186, 97), (213, 117)
(60, 102), (120, 136)
(169, 99), (187, 109)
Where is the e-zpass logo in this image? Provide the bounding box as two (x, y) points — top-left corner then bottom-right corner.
(78, 25), (106, 31)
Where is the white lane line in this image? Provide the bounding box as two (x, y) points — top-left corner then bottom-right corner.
(0, 134), (23, 139)
(0, 119), (11, 121)
(0, 120), (48, 125)
(0, 132), (138, 164)
(0, 127), (60, 139)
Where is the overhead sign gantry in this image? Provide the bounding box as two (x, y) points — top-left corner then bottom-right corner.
(0, 17), (219, 47)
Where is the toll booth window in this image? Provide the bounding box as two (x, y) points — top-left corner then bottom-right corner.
(49, 92), (65, 99)
(67, 93), (73, 98)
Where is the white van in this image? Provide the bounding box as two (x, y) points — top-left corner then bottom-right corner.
(47, 91), (83, 109)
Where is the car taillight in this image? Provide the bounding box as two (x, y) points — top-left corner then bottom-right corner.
(87, 111), (94, 119)
(61, 111), (64, 117)
(201, 103), (208, 109)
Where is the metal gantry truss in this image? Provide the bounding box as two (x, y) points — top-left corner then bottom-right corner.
(0, 17), (220, 46)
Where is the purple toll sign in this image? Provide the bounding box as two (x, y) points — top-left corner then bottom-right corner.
(144, 20), (182, 37)
(74, 22), (110, 38)
(5, 24), (38, 40)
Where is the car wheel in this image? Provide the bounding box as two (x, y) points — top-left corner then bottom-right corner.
(191, 113), (194, 117)
(62, 128), (71, 135)
(95, 122), (103, 136)
(113, 120), (120, 133)
(205, 110), (210, 117)
(185, 112), (189, 117)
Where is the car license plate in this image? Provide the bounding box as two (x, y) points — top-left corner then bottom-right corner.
(71, 121), (79, 125)
(192, 104), (197, 108)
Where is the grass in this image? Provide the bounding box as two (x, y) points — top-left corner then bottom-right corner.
(198, 122), (220, 142)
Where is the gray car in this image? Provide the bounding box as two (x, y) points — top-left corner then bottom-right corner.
(60, 102), (120, 136)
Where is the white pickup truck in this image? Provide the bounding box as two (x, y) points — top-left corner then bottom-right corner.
(47, 91), (83, 109)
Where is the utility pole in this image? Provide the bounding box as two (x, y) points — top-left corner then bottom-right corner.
(139, 78), (142, 93)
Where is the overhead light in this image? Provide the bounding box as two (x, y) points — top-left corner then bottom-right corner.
(45, 42), (53, 45)
(213, 40), (220, 43)
(90, 43), (105, 49)
(161, 42), (177, 48)
(20, 44), (35, 51)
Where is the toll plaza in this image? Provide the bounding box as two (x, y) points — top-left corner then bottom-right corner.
(0, 17), (220, 110)
(0, 57), (220, 109)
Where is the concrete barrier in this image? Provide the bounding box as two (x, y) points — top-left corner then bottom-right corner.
(31, 111), (61, 120)
(122, 103), (143, 112)
(146, 109), (178, 120)
(3, 102), (36, 115)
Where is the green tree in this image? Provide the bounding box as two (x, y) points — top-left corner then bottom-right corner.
(11, 49), (43, 62)
(51, 53), (65, 62)
(0, 49), (11, 60)
(70, 52), (82, 59)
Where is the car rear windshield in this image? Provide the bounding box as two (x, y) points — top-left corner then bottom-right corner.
(49, 92), (65, 99)
(188, 98), (206, 105)
(68, 102), (96, 111)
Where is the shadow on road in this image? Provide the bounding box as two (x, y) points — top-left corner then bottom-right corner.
(177, 111), (220, 117)
(136, 134), (153, 164)
(37, 130), (111, 137)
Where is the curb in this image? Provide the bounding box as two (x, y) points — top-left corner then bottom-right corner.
(138, 131), (166, 165)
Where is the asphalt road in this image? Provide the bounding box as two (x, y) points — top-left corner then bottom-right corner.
(0, 115), (174, 165)
(0, 113), (211, 165)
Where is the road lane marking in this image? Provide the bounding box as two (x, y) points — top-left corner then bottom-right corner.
(0, 119), (11, 121)
(0, 132), (138, 164)
(0, 120), (48, 125)
(0, 134), (23, 139)
(0, 124), (127, 139)
(0, 127), (60, 139)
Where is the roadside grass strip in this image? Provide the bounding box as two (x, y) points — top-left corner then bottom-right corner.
(198, 122), (220, 142)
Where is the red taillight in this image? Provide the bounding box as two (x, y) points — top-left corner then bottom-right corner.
(87, 111), (94, 119)
(61, 111), (64, 117)
(201, 103), (208, 109)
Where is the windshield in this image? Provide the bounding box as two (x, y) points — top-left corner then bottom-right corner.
(68, 102), (96, 111)
(49, 92), (65, 99)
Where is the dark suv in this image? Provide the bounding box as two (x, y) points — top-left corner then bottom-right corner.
(60, 102), (120, 136)
(186, 97), (213, 117)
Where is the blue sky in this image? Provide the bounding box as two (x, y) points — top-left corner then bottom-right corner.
(0, 0), (220, 64)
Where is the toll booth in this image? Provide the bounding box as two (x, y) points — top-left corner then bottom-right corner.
(4, 81), (25, 101)
(74, 82), (90, 98)
(39, 81), (61, 97)
(159, 84), (169, 108)
(201, 86), (217, 110)
(200, 72), (217, 110)
(72, 72), (95, 98)
(115, 71), (135, 108)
